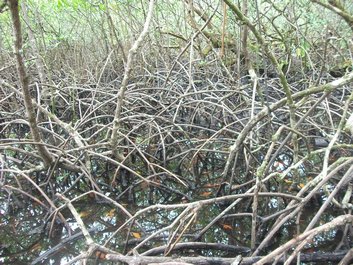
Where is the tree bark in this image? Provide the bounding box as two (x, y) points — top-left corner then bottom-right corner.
(8, 0), (53, 167)
(105, 251), (349, 265)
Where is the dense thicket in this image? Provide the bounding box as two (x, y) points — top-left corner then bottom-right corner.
(1, 0), (353, 264)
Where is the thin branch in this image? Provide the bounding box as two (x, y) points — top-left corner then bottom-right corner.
(110, 0), (155, 158)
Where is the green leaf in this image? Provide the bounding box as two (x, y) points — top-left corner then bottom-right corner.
(296, 47), (305, 58)
(57, 0), (69, 9)
(98, 3), (106, 11)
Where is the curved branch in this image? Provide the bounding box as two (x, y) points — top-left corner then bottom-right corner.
(222, 71), (353, 178)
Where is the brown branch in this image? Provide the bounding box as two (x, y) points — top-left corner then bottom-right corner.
(110, 0), (155, 159)
(8, 0), (53, 167)
(339, 248), (353, 265)
(253, 157), (353, 257)
(222, 70), (353, 179)
(222, 0), (297, 180)
(105, 251), (348, 265)
(141, 242), (250, 256)
(254, 214), (353, 265)
(311, 0), (353, 32)
(56, 193), (94, 245)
